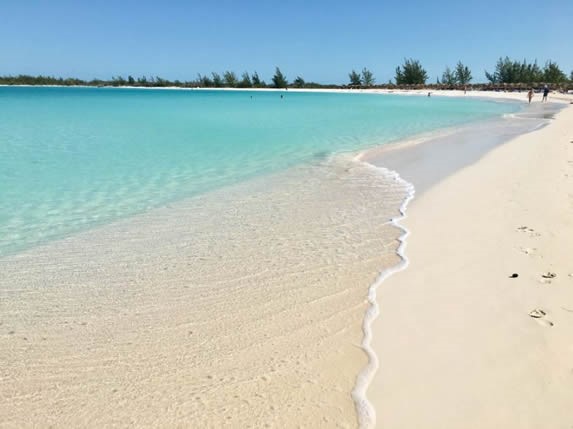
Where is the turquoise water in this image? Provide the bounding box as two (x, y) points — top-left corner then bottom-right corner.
(0, 87), (517, 256)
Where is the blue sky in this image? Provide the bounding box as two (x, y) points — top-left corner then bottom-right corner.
(1, 0), (571, 84)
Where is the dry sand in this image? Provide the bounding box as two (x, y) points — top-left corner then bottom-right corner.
(367, 97), (573, 428)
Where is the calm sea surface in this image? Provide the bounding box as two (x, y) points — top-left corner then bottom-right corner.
(0, 87), (517, 256)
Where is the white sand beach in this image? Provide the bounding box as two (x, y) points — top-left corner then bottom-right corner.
(1, 87), (571, 428)
(366, 94), (573, 428)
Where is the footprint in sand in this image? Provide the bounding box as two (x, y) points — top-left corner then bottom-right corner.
(542, 272), (557, 279)
(517, 226), (540, 237)
(529, 308), (554, 327)
(529, 309), (546, 318)
(520, 247), (536, 255)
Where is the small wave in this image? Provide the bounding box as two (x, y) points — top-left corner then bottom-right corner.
(351, 161), (415, 429)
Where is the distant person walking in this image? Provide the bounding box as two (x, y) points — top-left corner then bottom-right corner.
(542, 85), (549, 102)
(527, 88), (534, 104)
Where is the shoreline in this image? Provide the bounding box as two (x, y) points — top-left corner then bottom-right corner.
(3, 83), (571, 102)
(366, 95), (573, 427)
(351, 166), (415, 428)
(359, 99), (563, 195)
(352, 95), (565, 427)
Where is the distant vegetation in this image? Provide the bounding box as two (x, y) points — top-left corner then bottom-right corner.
(439, 61), (472, 85)
(1, 58), (572, 90)
(485, 57), (568, 84)
(348, 70), (361, 86)
(395, 59), (428, 85)
(361, 68), (375, 86)
(271, 67), (288, 88)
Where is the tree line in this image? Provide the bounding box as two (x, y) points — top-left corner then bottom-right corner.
(0, 67), (329, 89)
(1, 59), (572, 89)
(349, 58), (571, 86)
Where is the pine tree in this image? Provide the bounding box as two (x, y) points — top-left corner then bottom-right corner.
(543, 61), (566, 83)
(348, 70), (361, 86)
(293, 76), (305, 88)
(211, 72), (223, 87)
(441, 66), (456, 85)
(395, 59), (428, 84)
(272, 67), (288, 88)
(454, 61), (472, 84)
(251, 71), (262, 87)
(197, 74), (213, 87)
(238, 72), (252, 88)
(361, 68), (375, 86)
(223, 71), (238, 87)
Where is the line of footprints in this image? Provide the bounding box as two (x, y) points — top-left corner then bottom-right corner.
(512, 225), (572, 328)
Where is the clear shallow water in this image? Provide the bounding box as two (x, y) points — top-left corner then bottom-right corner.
(0, 87), (517, 256)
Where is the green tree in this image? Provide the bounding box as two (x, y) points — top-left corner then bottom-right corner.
(211, 72), (223, 87)
(486, 57), (543, 84)
(395, 59), (428, 84)
(570, 70), (573, 82)
(361, 68), (375, 86)
(454, 61), (472, 84)
(486, 57), (510, 83)
(348, 70), (361, 86)
(197, 74), (213, 87)
(127, 75), (135, 85)
(251, 71), (264, 87)
(112, 76), (126, 86)
(223, 71), (238, 87)
(523, 61), (543, 83)
(238, 72), (252, 88)
(543, 61), (566, 83)
(293, 76), (305, 88)
(272, 67), (288, 88)
(441, 66), (456, 85)
(155, 76), (170, 87)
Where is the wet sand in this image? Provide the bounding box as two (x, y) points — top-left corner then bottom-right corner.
(0, 158), (407, 428)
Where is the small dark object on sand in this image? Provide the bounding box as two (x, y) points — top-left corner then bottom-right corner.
(542, 272), (557, 279)
(509, 273), (519, 278)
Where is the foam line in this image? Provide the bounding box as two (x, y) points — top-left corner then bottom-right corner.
(350, 161), (416, 429)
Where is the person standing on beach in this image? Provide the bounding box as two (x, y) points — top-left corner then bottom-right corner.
(542, 85), (549, 102)
(527, 88), (534, 104)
